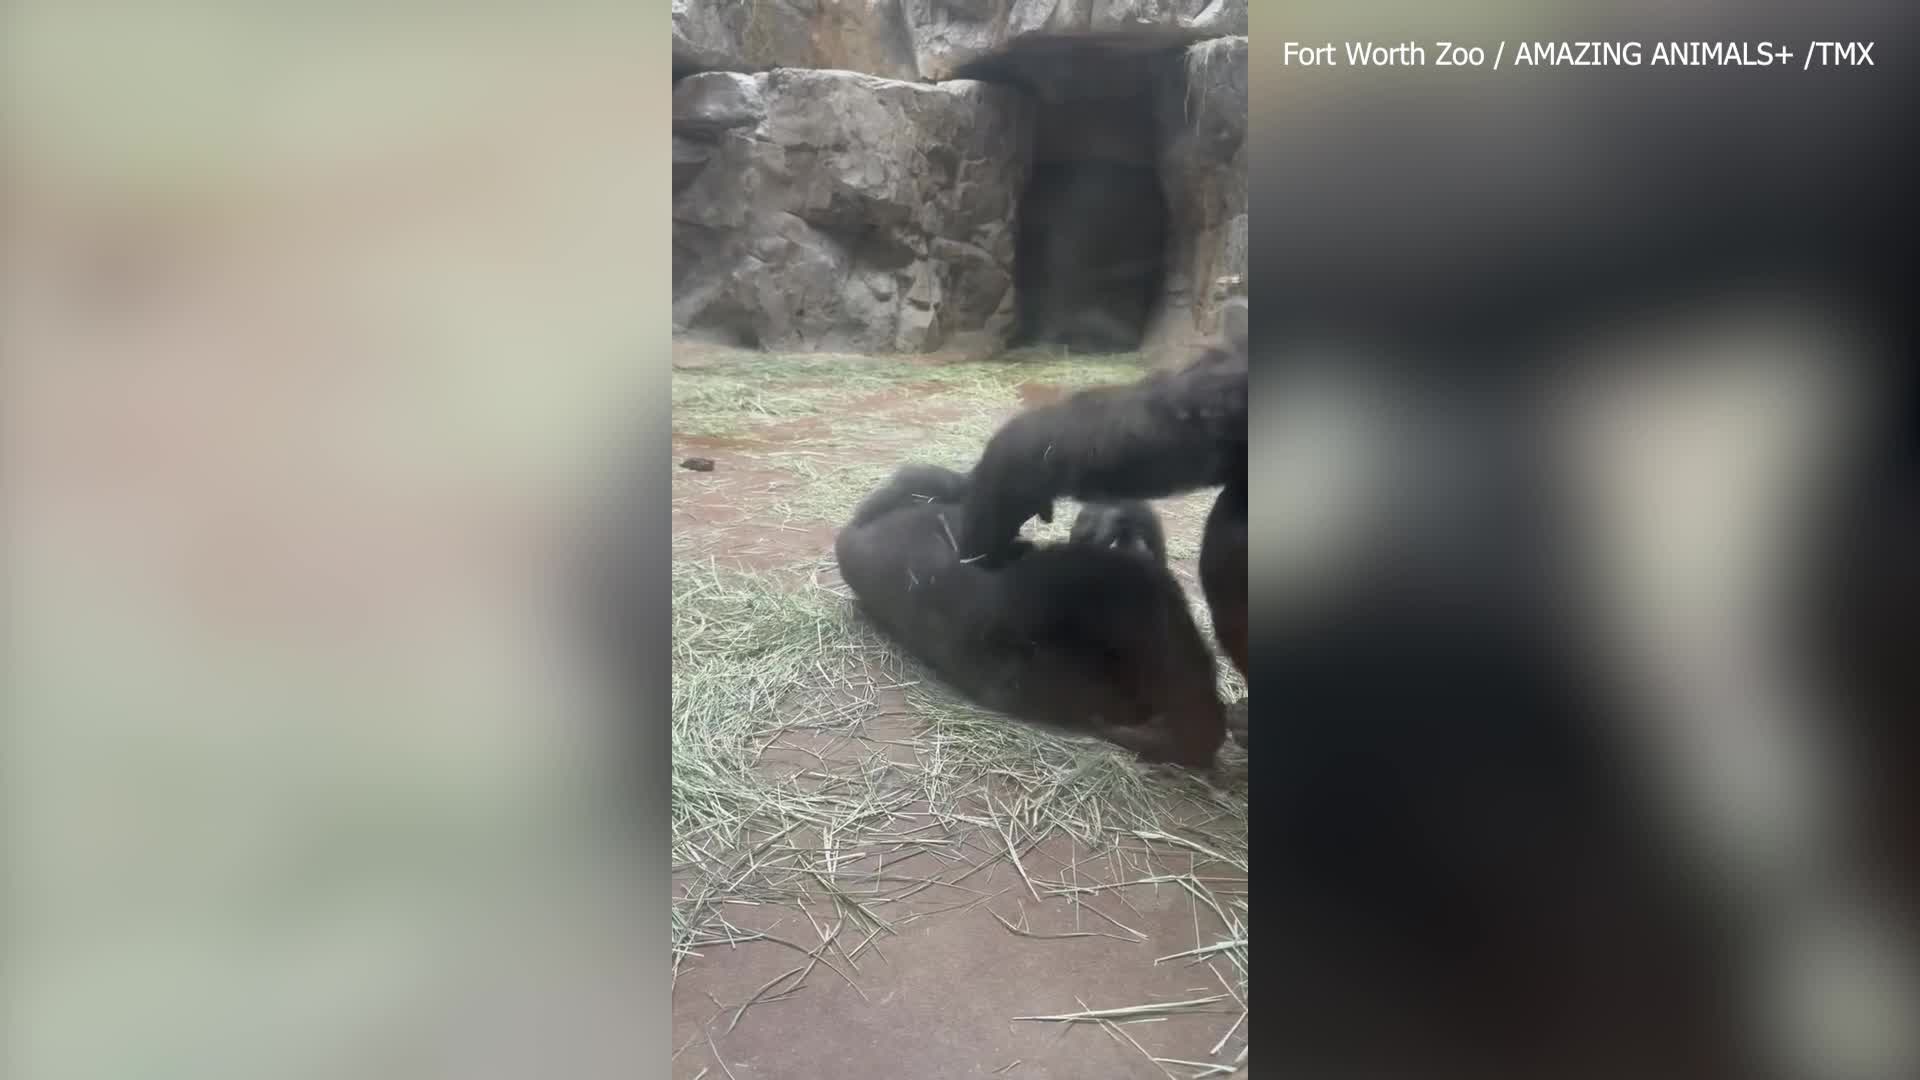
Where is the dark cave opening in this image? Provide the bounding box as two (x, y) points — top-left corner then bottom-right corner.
(957, 33), (1198, 354)
(1012, 157), (1169, 353)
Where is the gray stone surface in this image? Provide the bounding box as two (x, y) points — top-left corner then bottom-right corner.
(670, 3), (1248, 360)
(1146, 35), (1248, 364)
(673, 70), (1033, 354)
(673, 0), (1242, 82)
(670, 70), (765, 134)
(906, 0), (1243, 79)
(672, 0), (922, 81)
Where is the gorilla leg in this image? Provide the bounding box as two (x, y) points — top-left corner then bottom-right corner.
(1200, 480), (1249, 745)
(1200, 480), (1249, 679)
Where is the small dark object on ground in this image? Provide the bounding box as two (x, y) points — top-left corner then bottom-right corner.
(681, 457), (716, 472)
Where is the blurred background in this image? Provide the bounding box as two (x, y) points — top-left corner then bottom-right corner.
(4, 6), (667, 1078)
(1245, 5), (1917, 1078)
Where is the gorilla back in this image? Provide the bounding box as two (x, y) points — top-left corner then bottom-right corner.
(835, 467), (1225, 768)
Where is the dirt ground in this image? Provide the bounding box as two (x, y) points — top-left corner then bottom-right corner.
(670, 342), (1249, 1079)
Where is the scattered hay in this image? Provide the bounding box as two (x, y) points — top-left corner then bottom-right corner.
(670, 561), (1248, 1022)
(671, 346), (1249, 1071)
(671, 348), (1147, 439)
(673, 347), (1224, 552)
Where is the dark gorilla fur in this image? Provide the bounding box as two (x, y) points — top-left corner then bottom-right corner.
(1067, 500), (1167, 565)
(960, 301), (1248, 678)
(834, 464), (1225, 768)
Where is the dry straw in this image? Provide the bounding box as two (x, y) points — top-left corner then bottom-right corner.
(672, 347), (1248, 1074)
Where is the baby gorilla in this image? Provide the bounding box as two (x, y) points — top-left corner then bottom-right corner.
(1067, 500), (1168, 565)
(834, 464), (1225, 768)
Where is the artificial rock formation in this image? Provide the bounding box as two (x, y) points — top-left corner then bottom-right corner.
(672, 0), (1246, 83)
(671, 0), (1247, 360)
(1147, 34), (1248, 361)
(672, 0), (921, 81)
(910, 0), (1245, 78)
(673, 69), (1033, 354)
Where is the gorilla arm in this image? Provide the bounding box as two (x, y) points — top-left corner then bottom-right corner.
(959, 362), (1247, 563)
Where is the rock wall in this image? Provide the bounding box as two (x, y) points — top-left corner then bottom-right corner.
(671, 2), (1247, 360)
(673, 0), (1246, 82)
(910, 0), (1244, 79)
(1146, 35), (1247, 365)
(673, 69), (1033, 354)
(673, 0), (922, 82)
